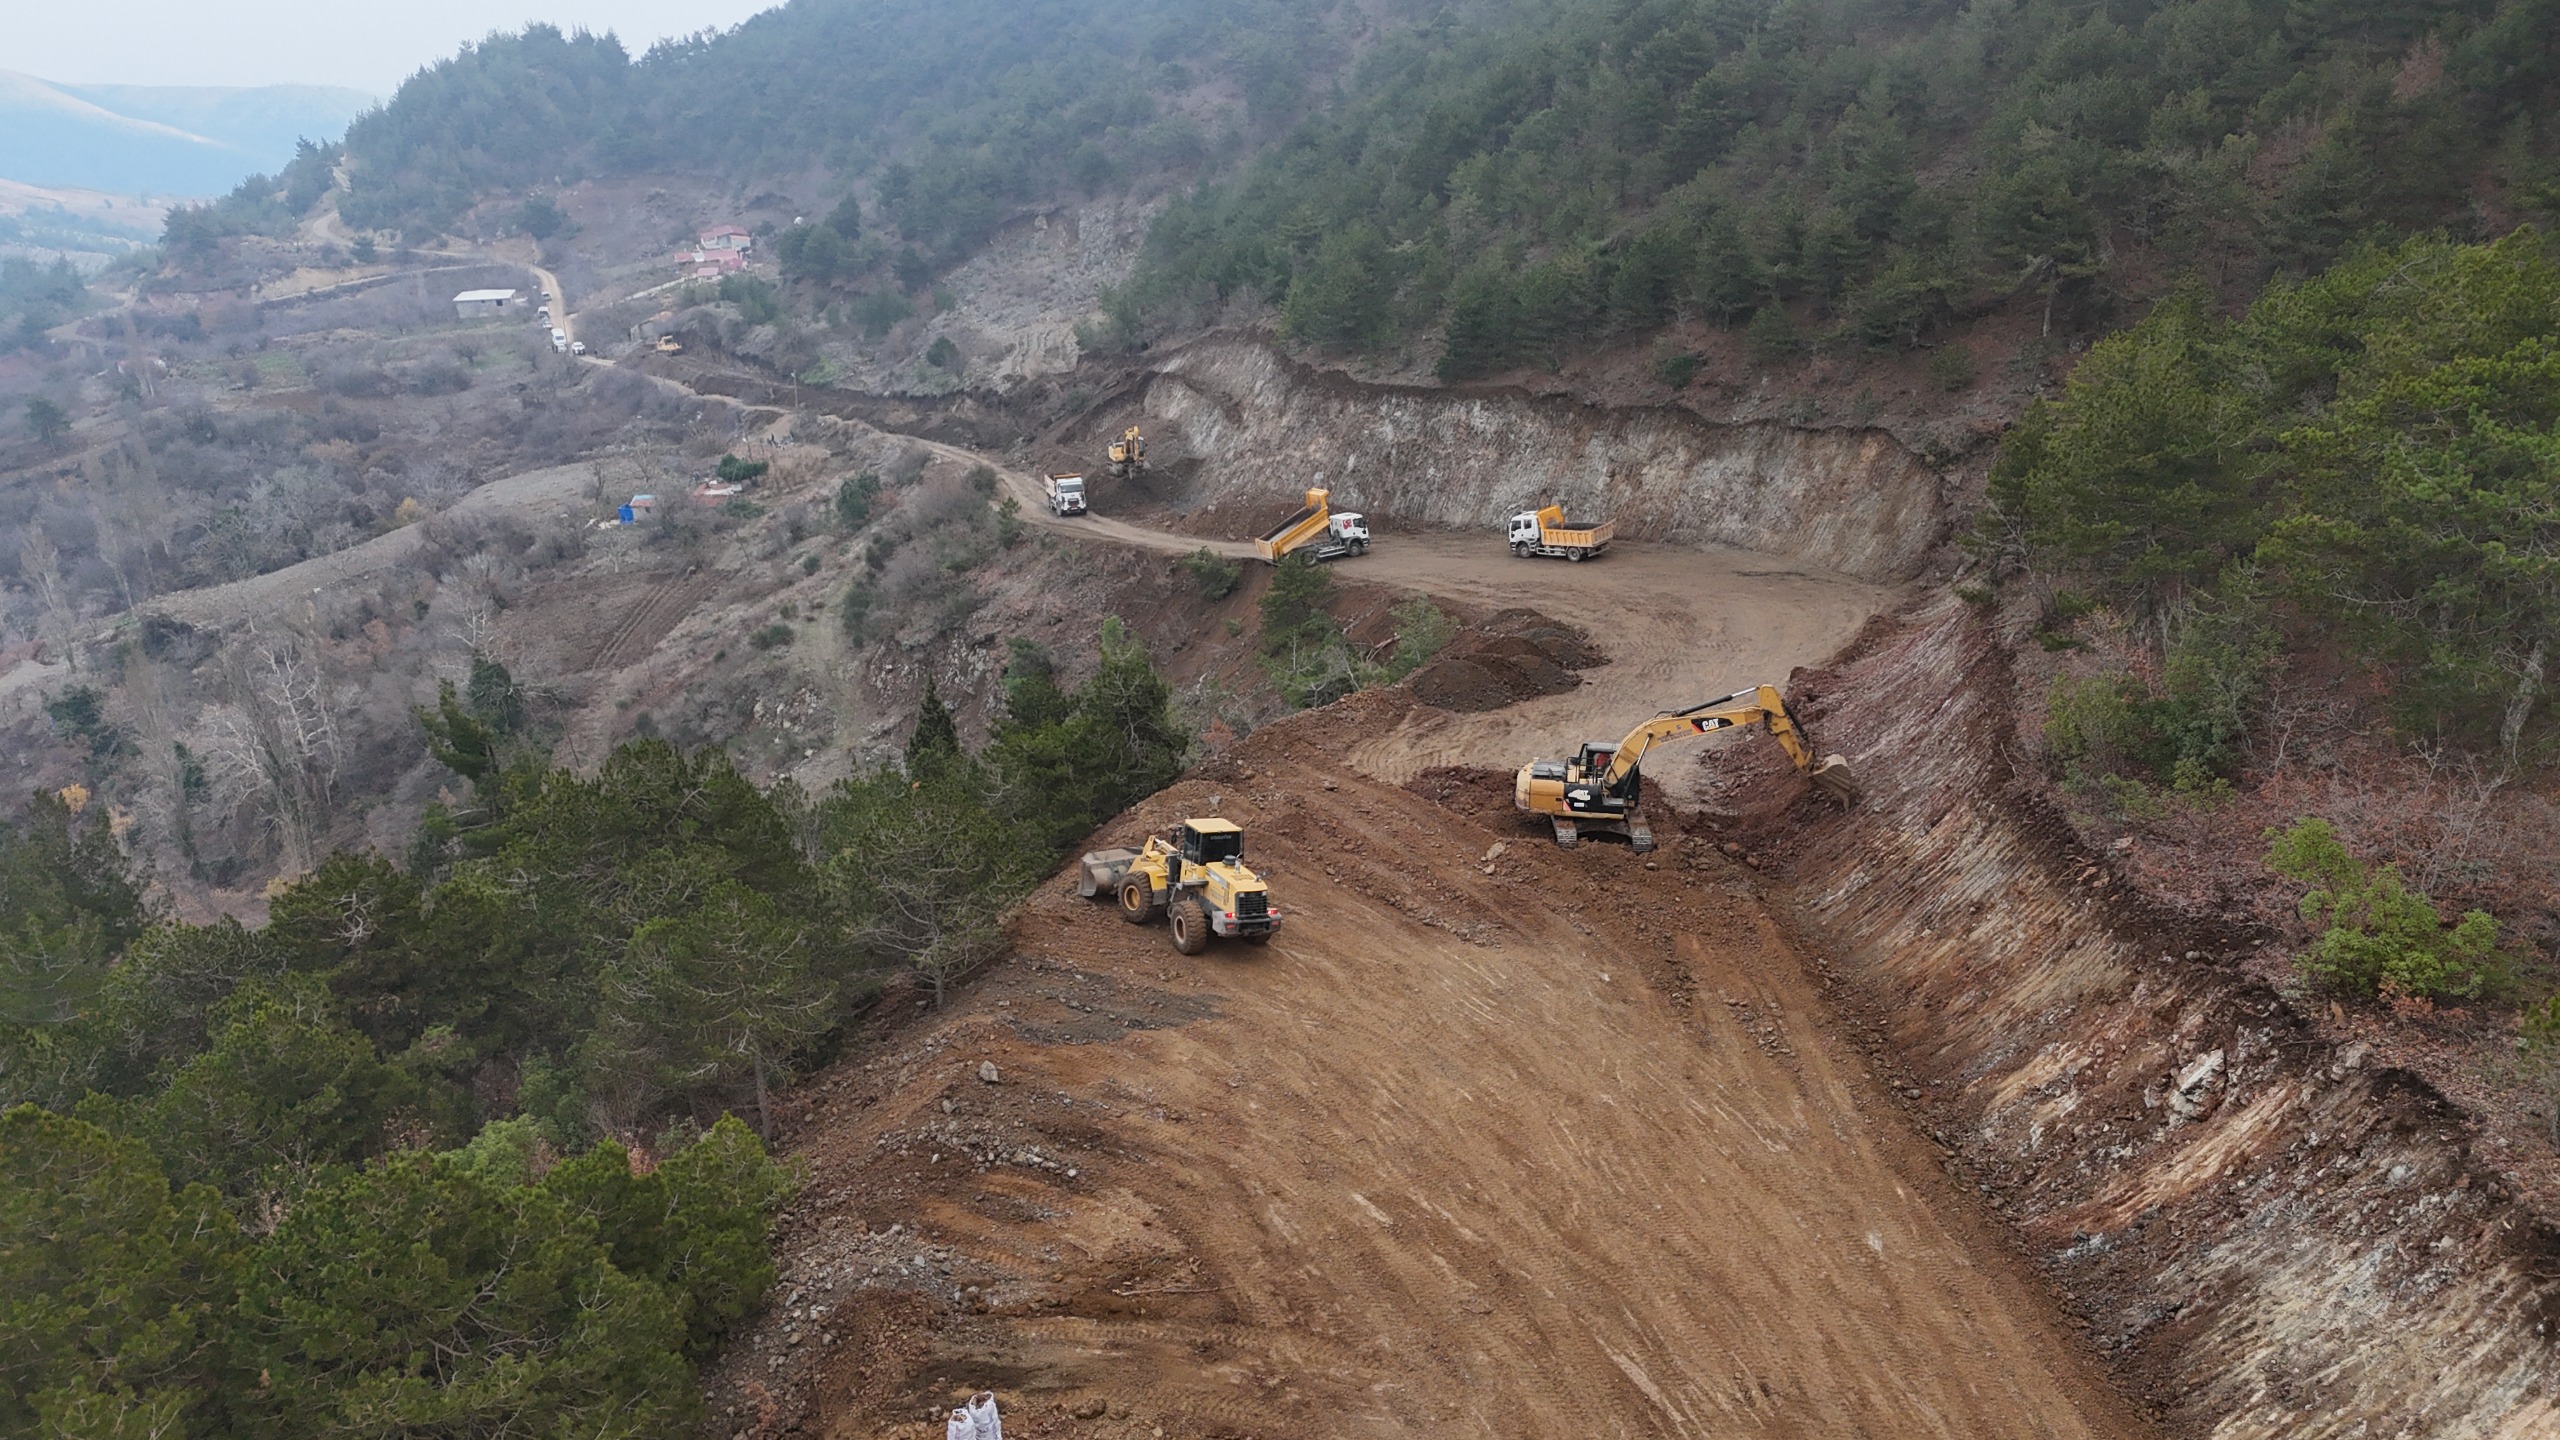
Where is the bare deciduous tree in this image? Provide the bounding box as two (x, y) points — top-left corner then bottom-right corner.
(19, 524), (76, 671)
(193, 630), (345, 874)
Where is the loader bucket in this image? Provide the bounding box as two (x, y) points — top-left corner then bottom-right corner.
(1809, 754), (1862, 806)
(1078, 848), (1140, 899)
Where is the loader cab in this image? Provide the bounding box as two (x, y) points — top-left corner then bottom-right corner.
(1181, 818), (1245, 866)
(1576, 743), (1617, 776)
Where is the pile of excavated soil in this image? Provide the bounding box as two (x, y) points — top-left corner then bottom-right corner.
(1404, 607), (1600, 712)
(705, 689), (2152, 1440)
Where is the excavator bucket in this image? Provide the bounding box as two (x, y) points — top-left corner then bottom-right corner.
(1809, 754), (1862, 806)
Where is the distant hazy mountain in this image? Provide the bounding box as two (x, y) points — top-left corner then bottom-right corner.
(0, 70), (373, 198)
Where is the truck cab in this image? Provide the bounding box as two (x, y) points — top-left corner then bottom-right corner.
(1044, 472), (1087, 515)
(1507, 512), (1545, 546)
(1327, 513), (1369, 549)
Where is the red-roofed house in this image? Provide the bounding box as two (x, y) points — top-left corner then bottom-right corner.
(698, 225), (753, 252)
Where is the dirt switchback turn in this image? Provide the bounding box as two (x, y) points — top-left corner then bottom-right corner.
(970, 443), (1894, 807)
(729, 692), (2150, 1440)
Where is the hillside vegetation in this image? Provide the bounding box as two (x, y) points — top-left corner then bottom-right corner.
(1991, 228), (2560, 748)
(337, 0), (1395, 251)
(0, 619), (1188, 1433)
(1109, 0), (2560, 375)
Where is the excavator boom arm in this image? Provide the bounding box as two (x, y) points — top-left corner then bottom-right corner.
(1602, 684), (1817, 786)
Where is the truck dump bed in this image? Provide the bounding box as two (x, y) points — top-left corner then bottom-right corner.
(1535, 504), (1614, 551)
(1254, 488), (1332, 562)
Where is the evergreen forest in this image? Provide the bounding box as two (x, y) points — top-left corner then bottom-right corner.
(1113, 0), (2560, 373)
(0, 626), (1188, 1434)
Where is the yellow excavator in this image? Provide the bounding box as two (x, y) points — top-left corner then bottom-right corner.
(1078, 818), (1279, 953)
(1515, 685), (1859, 851)
(1108, 425), (1146, 478)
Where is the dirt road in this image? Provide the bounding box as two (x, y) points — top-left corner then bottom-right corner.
(966, 443), (1892, 799)
(136, 462), (601, 630)
(738, 695), (2148, 1439)
(128, 367), (1886, 762)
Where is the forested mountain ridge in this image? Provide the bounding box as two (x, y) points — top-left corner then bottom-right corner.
(336, 0), (1400, 252)
(1112, 0), (2560, 374)
(324, 0), (2560, 383)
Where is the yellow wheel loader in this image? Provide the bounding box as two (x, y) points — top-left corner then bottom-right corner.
(1108, 425), (1147, 478)
(1515, 685), (1860, 851)
(1078, 818), (1280, 954)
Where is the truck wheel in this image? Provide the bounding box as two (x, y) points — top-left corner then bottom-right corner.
(1350, 540), (1367, 556)
(1512, 542), (1530, 557)
(1118, 879), (1157, 925)
(1169, 901), (1210, 955)
(1571, 547), (1588, 562)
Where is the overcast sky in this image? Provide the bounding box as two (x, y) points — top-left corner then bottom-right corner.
(15, 0), (783, 94)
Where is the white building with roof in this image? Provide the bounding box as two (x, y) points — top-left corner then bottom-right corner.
(453, 288), (522, 319)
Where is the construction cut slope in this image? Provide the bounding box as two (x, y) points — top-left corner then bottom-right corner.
(1127, 337), (1945, 583)
(716, 693), (2149, 1440)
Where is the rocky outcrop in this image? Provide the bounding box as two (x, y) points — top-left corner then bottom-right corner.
(1133, 337), (1944, 582)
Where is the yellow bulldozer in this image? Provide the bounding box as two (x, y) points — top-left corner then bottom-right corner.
(1515, 685), (1860, 851)
(1079, 818), (1280, 953)
(1108, 425), (1146, 478)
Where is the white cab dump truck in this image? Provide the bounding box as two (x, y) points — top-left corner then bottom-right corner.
(1043, 472), (1088, 516)
(1254, 487), (1370, 563)
(1507, 504), (1614, 561)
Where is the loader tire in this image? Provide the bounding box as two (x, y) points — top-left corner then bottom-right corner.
(1118, 878), (1157, 925)
(1169, 901), (1210, 955)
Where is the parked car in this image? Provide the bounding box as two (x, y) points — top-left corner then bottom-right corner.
(569, 340), (588, 356)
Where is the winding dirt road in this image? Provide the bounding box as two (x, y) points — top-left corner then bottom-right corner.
(964, 442), (1891, 805)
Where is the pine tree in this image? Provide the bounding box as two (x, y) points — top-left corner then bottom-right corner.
(905, 678), (961, 779)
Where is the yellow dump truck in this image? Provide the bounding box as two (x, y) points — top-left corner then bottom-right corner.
(1254, 487), (1371, 563)
(1507, 505), (1614, 561)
